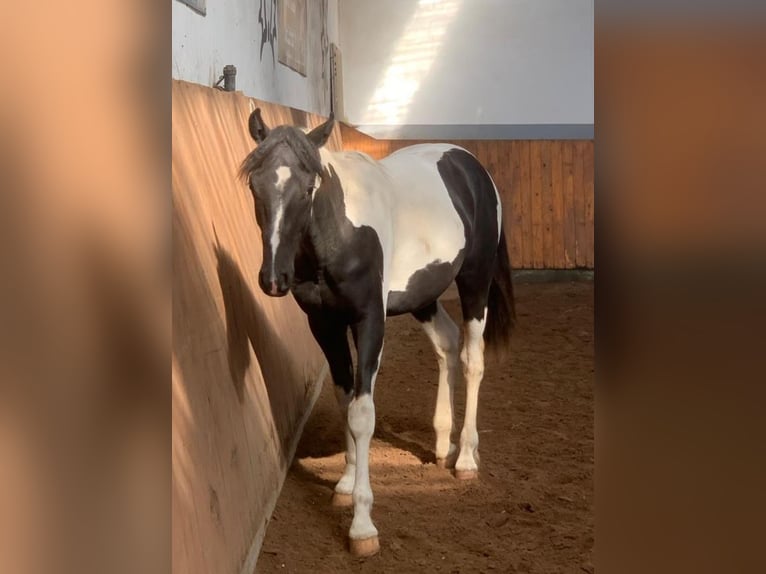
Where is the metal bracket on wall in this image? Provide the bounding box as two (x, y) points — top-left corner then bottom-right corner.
(214, 65), (237, 92)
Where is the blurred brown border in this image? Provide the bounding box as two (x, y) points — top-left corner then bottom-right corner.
(597, 10), (766, 574)
(0, 2), (170, 574)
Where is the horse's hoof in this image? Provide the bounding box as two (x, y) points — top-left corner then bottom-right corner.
(436, 458), (448, 469)
(332, 492), (353, 507)
(455, 468), (479, 480)
(349, 535), (380, 557)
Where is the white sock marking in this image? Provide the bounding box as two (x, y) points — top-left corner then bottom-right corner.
(457, 317), (486, 472)
(334, 386), (356, 494)
(421, 303), (460, 460)
(348, 394), (377, 540)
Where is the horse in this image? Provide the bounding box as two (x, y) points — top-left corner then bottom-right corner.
(239, 109), (515, 557)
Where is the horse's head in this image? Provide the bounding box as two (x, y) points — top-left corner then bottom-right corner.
(239, 108), (334, 297)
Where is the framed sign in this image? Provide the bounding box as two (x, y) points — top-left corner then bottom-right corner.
(278, 0), (307, 76)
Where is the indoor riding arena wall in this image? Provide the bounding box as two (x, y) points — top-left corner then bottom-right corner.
(340, 125), (595, 270)
(172, 80), (343, 574)
(172, 78), (593, 574)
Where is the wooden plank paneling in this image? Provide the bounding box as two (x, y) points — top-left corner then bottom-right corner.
(338, 124), (594, 269)
(574, 142), (588, 267)
(551, 141), (565, 268)
(530, 142), (545, 268)
(541, 141), (554, 268)
(563, 143), (577, 267)
(518, 141), (534, 269)
(540, 141), (554, 268)
(583, 143), (595, 268)
(508, 141), (523, 267)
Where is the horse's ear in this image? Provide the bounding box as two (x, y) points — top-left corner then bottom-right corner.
(248, 108), (270, 143)
(307, 113), (335, 148)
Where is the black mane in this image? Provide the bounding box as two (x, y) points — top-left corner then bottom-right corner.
(238, 126), (322, 182)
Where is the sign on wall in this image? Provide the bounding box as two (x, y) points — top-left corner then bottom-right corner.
(278, 0), (307, 76)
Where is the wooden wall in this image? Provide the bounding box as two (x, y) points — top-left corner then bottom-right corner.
(340, 125), (594, 269)
(172, 81), (339, 574)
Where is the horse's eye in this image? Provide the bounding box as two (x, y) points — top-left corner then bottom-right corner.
(307, 185), (314, 195)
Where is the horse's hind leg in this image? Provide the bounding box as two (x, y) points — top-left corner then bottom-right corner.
(455, 315), (486, 479)
(413, 301), (460, 468)
(307, 313), (356, 506)
(454, 275), (491, 480)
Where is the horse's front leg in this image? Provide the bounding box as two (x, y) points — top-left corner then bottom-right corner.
(307, 314), (356, 505)
(347, 306), (385, 557)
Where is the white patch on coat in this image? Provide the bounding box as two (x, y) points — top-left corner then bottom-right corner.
(347, 394), (378, 540)
(275, 165), (291, 190)
(318, 145), (467, 297)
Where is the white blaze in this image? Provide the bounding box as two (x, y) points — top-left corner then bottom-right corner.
(269, 166), (291, 279)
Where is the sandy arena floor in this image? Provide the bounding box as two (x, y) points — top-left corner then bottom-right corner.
(257, 281), (593, 573)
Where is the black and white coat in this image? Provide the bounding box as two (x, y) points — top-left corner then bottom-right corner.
(240, 110), (514, 557)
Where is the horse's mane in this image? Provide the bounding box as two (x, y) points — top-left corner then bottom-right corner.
(238, 126), (322, 182)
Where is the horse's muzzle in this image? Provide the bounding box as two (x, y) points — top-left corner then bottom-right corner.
(258, 268), (290, 297)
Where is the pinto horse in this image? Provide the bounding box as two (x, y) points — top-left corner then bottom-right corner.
(239, 109), (515, 557)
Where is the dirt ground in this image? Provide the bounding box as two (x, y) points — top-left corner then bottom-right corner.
(258, 281), (593, 573)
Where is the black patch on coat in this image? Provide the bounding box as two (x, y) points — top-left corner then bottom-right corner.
(292, 164), (384, 322)
(412, 300), (438, 323)
(387, 259), (461, 316)
(387, 148), (501, 319)
(292, 163), (386, 395)
(306, 312), (354, 395)
(435, 148), (501, 322)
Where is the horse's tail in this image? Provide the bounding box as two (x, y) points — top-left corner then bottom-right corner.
(484, 227), (516, 356)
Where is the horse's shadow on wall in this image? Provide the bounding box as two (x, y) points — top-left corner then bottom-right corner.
(213, 239), (299, 464)
(213, 236), (436, 468)
(213, 243), (252, 403)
